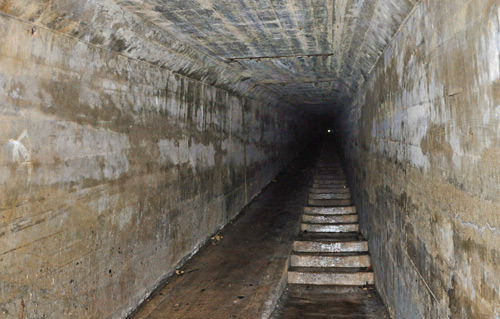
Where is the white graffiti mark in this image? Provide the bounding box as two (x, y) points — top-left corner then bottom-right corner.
(8, 130), (30, 162)
(7, 130), (32, 184)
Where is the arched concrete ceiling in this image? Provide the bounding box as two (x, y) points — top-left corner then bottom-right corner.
(1, 0), (418, 107)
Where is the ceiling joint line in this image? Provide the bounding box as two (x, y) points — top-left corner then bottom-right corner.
(226, 53), (334, 62)
(366, 0), (423, 75)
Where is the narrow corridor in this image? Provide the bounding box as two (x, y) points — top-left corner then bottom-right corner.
(129, 147), (314, 318)
(131, 139), (389, 318)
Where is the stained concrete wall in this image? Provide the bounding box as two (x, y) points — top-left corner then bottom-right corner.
(336, 0), (500, 317)
(0, 12), (315, 319)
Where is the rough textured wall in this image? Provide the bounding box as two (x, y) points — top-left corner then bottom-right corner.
(337, 0), (500, 318)
(0, 13), (312, 319)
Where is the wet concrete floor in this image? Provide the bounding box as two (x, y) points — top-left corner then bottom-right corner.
(270, 285), (389, 319)
(129, 149), (316, 319)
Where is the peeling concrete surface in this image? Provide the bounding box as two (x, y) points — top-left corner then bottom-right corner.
(336, 0), (500, 317)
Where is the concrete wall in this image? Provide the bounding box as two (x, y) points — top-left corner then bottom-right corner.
(336, 0), (500, 317)
(0, 12), (313, 319)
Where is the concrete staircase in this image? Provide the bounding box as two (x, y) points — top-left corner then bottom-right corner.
(288, 151), (374, 286)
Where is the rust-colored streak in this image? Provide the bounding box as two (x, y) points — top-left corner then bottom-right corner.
(20, 298), (25, 319)
(0, 0), (12, 13)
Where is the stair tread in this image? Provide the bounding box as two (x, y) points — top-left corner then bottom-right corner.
(308, 199), (352, 202)
(292, 251), (370, 257)
(299, 232), (362, 240)
(294, 239), (368, 244)
(309, 194), (350, 196)
(288, 271), (374, 285)
(310, 190), (350, 194)
(313, 175), (345, 177)
(308, 198), (351, 201)
(308, 204), (353, 208)
(301, 224), (359, 233)
(301, 215), (358, 224)
(305, 206), (356, 209)
(312, 182), (348, 185)
(289, 266), (372, 273)
(309, 189), (350, 193)
(315, 172), (344, 174)
(309, 191), (350, 194)
(301, 222), (358, 225)
(304, 206), (356, 215)
(307, 204), (352, 206)
(310, 190), (350, 193)
(309, 189), (350, 192)
(303, 213), (358, 218)
(311, 182), (347, 185)
(309, 195), (351, 199)
(299, 238), (365, 244)
(293, 242), (368, 254)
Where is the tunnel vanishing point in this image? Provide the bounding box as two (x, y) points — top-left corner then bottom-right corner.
(1, 0), (500, 318)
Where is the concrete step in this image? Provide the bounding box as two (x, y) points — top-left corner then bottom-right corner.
(309, 187), (350, 194)
(288, 267), (374, 286)
(304, 206), (356, 215)
(293, 240), (368, 253)
(312, 179), (347, 185)
(301, 222), (359, 233)
(315, 166), (343, 168)
(314, 172), (344, 176)
(313, 180), (347, 185)
(313, 175), (346, 180)
(311, 183), (349, 188)
(289, 266), (371, 273)
(298, 232), (362, 242)
(309, 193), (351, 200)
(315, 165), (342, 168)
(314, 171), (345, 174)
(302, 213), (358, 224)
(290, 252), (371, 268)
(312, 175), (346, 179)
(313, 173), (345, 177)
(311, 183), (348, 189)
(313, 171), (344, 174)
(307, 198), (352, 206)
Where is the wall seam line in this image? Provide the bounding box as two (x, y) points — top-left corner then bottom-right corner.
(367, 0), (424, 76)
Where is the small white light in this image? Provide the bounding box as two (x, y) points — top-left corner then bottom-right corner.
(327, 129), (331, 133)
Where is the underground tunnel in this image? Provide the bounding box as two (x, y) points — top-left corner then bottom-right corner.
(1, 0), (499, 318)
